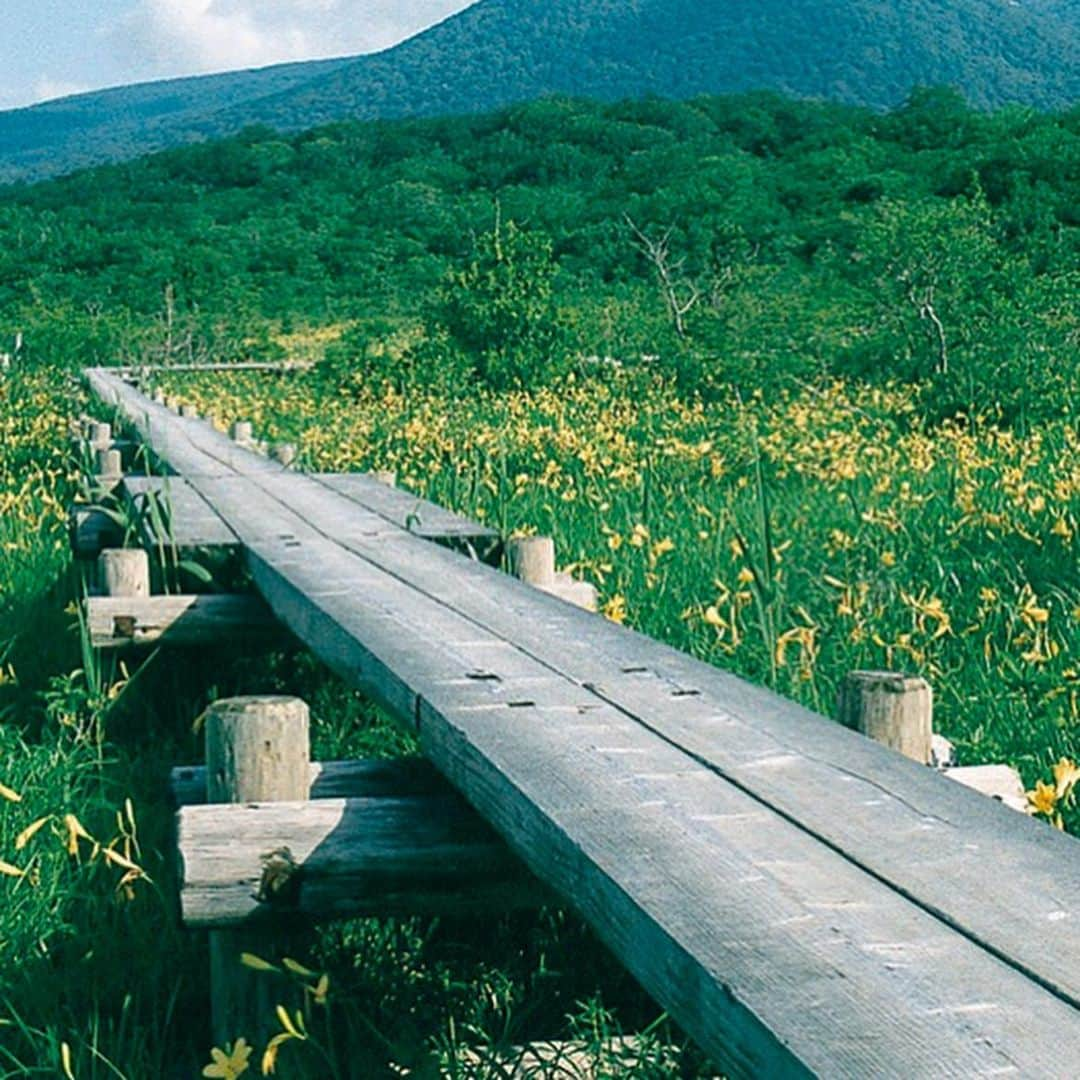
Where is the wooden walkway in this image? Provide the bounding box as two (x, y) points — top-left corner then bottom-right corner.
(87, 367), (1080, 1077)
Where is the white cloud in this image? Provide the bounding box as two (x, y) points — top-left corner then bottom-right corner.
(110, 0), (475, 78)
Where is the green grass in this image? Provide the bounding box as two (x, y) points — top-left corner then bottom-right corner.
(2, 357), (1076, 1075)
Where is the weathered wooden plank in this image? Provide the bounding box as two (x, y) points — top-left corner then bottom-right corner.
(245, 538), (1080, 1076)
(171, 755), (447, 807)
(281, 491), (1080, 1008)
(314, 473), (501, 562)
(178, 795), (543, 926)
(122, 476), (239, 551)
(87, 367), (1080, 1076)
(86, 594), (276, 649)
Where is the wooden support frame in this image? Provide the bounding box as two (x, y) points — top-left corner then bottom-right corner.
(86, 594), (277, 649)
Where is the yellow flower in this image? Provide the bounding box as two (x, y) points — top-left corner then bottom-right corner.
(240, 953), (279, 973)
(15, 816), (50, 850)
(0, 781), (22, 803)
(0, 859), (26, 878)
(60, 1042), (75, 1080)
(203, 1038), (252, 1079)
(651, 537), (675, 559)
(736, 567), (755, 585)
(880, 551), (896, 568)
(628, 523), (650, 548)
(703, 605), (725, 629)
(603, 594), (627, 624)
(607, 533), (623, 551)
(1052, 759), (1080, 800)
(1027, 779), (1057, 817)
(1050, 517), (1073, 541)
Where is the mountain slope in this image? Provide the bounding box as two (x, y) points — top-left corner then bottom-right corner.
(2, 0), (1077, 184)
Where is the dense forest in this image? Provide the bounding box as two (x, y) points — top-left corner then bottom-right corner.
(2, 0), (1078, 183)
(1, 89), (1078, 422)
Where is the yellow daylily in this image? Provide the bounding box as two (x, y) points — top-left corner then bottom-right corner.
(203, 1038), (252, 1079)
(1027, 779), (1058, 817)
(1052, 758), (1080, 800)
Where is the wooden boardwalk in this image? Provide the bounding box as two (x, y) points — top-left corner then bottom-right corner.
(87, 367), (1080, 1077)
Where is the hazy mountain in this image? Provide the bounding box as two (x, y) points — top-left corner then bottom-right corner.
(2, 0), (1077, 184)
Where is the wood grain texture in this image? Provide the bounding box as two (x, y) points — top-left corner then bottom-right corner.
(87, 367), (1080, 1077)
(86, 594), (276, 649)
(837, 670), (933, 763)
(178, 795), (542, 926)
(122, 475), (238, 551)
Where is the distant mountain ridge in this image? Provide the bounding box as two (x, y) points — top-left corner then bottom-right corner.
(2, 0), (1078, 184)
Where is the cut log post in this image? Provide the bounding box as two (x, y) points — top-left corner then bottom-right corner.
(152, 389), (166, 404)
(86, 594), (276, 650)
(508, 538), (596, 610)
(98, 548), (150, 598)
(837, 671), (933, 765)
(230, 421), (253, 444)
(508, 536), (556, 588)
(204, 696), (311, 1047)
(367, 469), (397, 487)
(87, 421), (112, 452)
(180, 404), (199, 419)
(271, 443), (297, 467)
(94, 448), (123, 493)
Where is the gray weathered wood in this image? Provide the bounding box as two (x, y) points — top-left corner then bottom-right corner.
(204, 695), (310, 1046)
(86, 594), (275, 649)
(314, 472), (501, 563)
(178, 794), (541, 926)
(97, 548), (150, 598)
(87, 366), (1080, 1076)
(69, 505), (123, 558)
(508, 536), (556, 586)
(837, 670), (934, 764)
(95, 447), (123, 492)
(122, 476), (239, 552)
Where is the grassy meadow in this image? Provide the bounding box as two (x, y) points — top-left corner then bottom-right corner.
(0, 89), (1078, 1076)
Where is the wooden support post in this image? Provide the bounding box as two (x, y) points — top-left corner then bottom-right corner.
(367, 469), (397, 487)
(180, 404), (199, 419)
(98, 548), (150, 598)
(95, 448), (123, 492)
(837, 671), (933, 765)
(271, 444), (297, 467)
(152, 389), (166, 404)
(230, 421), (253, 444)
(87, 421), (112, 452)
(205, 696), (311, 1047)
(508, 536), (556, 588)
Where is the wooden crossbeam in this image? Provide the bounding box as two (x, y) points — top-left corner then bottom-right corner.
(86, 594), (276, 649)
(88, 367), (1080, 1077)
(178, 793), (543, 927)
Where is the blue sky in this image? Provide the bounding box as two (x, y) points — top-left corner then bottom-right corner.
(0, 1), (475, 110)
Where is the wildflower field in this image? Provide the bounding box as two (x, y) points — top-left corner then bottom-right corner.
(0, 88), (1078, 1076)
(164, 366), (1080, 796)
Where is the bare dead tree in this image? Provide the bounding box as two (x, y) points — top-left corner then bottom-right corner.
(909, 283), (948, 376)
(624, 216), (700, 339)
